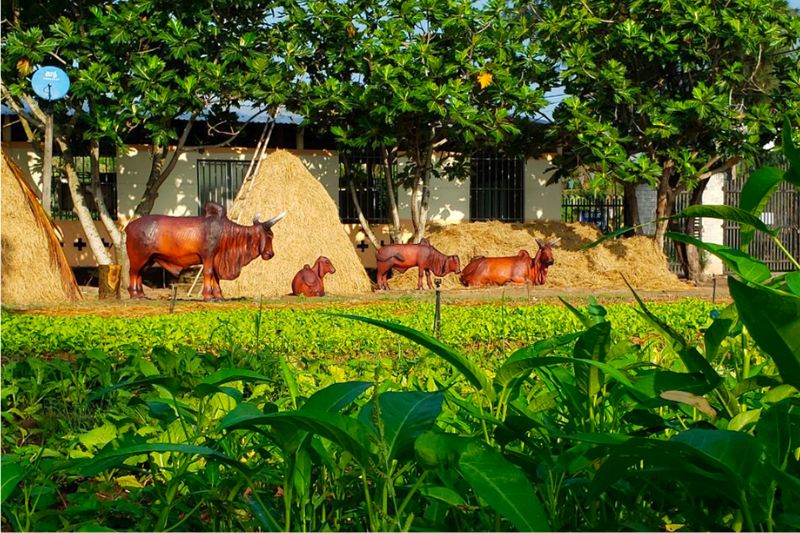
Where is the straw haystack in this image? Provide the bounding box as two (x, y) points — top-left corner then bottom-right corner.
(390, 220), (689, 291)
(2, 152), (82, 304)
(221, 150), (372, 298)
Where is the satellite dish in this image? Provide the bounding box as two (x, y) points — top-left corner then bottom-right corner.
(31, 66), (70, 101)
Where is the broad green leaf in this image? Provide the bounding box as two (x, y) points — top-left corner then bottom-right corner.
(672, 205), (777, 236)
(459, 441), (550, 531)
(573, 322), (611, 398)
(88, 376), (183, 401)
(672, 429), (764, 487)
(76, 443), (240, 477)
(632, 370), (714, 397)
(419, 485), (467, 506)
(301, 381), (372, 413)
(334, 314), (494, 401)
(496, 332), (583, 386)
(737, 166), (784, 250)
(78, 422), (119, 451)
(728, 408), (762, 431)
(414, 431), (468, 470)
(219, 409), (373, 466)
(278, 354), (299, 409)
(200, 368), (274, 386)
(729, 277), (800, 390)
(1, 456), (24, 504)
(785, 272), (800, 296)
(666, 232), (770, 283)
(376, 391), (443, 460)
(704, 304), (739, 364)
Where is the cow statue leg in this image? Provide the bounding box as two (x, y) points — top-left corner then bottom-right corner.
(376, 261), (391, 290)
(211, 274), (224, 300)
(424, 269), (434, 289)
(127, 253), (149, 299)
(416, 267), (424, 290)
(201, 260), (220, 302)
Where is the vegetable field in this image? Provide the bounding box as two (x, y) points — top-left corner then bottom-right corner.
(1, 295), (798, 532)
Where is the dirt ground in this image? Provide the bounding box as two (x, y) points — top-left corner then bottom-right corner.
(3, 277), (732, 317)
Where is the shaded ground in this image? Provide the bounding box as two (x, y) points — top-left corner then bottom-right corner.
(4, 277), (732, 317)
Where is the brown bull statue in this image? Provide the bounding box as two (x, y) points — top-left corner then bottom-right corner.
(375, 238), (461, 290)
(460, 238), (560, 287)
(125, 202), (286, 301)
(291, 256), (336, 297)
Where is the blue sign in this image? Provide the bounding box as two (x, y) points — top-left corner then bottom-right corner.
(31, 66), (70, 101)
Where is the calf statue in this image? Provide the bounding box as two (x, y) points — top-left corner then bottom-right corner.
(375, 238), (461, 290)
(292, 256), (336, 297)
(125, 202), (286, 301)
(460, 238), (560, 287)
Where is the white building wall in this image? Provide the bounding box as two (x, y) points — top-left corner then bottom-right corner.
(524, 158), (561, 221)
(700, 172), (726, 276)
(636, 184), (658, 235)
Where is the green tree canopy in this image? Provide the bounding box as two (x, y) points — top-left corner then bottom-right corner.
(537, 0), (800, 248)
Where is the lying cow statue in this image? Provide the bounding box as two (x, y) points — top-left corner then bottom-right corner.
(125, 202), (286, 301)
(292, 256), (336, 297)
(375, 238), (461, 290)
(460, 238), (561, 287)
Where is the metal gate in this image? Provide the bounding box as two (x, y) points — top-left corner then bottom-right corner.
(197, 160), (251, 214)
(470, 154), (524, 222)
(723, 167), (800, 272)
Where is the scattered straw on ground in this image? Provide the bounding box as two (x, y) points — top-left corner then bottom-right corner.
(2, 152), (82, 304)
(221, 150), (372, 298)
(389, 220), (689, 291)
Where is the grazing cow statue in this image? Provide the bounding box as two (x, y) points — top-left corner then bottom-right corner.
(460, 238), (561, 287)
(375, 238), (461, 290)
(125, 202), (286, 301)
(292, 256), (336, 297)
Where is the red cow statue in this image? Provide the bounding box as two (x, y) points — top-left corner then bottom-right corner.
(375, 238), (461, 290)
(460, 238), (560, 287)
(125, 202), (286, 301)
(292, 256), (336, 297)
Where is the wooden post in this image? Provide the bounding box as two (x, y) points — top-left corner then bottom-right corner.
(98, 264), (121, 299)
(42, 112), (53, 214)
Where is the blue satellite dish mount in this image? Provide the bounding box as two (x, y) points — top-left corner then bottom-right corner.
(31, 66), (70, 101)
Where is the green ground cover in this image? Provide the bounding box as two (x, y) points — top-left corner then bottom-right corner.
(2, 296), (798, 532)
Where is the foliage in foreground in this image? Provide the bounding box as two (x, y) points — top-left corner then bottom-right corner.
(1, 129), (799, 531)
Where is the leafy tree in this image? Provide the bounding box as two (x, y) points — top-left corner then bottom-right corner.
(2, 0), (291, 280)
(536, 0), (800, 278)
(282, 0), (556, 244)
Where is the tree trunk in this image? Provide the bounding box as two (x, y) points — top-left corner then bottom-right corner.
(653, 163), (677, 252)
(133, 145), (168, 216)
(682, 179), (709, 283)
(89, 140), (129, 289)
(382, 147), (403, 244)
(348, 179), (381, 249)
(621, 181), (640, 236)
(54, 137), (114, 266)
(98, 264), (121, 299)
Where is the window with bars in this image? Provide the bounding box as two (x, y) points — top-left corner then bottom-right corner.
(338, 152), (391, 223)
(196, 160), (252, 215)
(52, 155), (117, 220)
(469, 154), (525, 222)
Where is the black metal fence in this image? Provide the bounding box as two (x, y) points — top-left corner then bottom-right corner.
(724, 165), (799, 272)
(51, 155), (117, 220)
(197, 160), (251, 214)
(470, 154), (524, 222)
(561, 192), (624, 233)
(338, 151), (391, 224)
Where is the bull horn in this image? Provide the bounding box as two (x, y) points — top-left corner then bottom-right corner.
(253, 213), (261, 224)
(263, 211), (287, 228)
(548, 237), (562, 246)
(535, 238), (545, 247)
